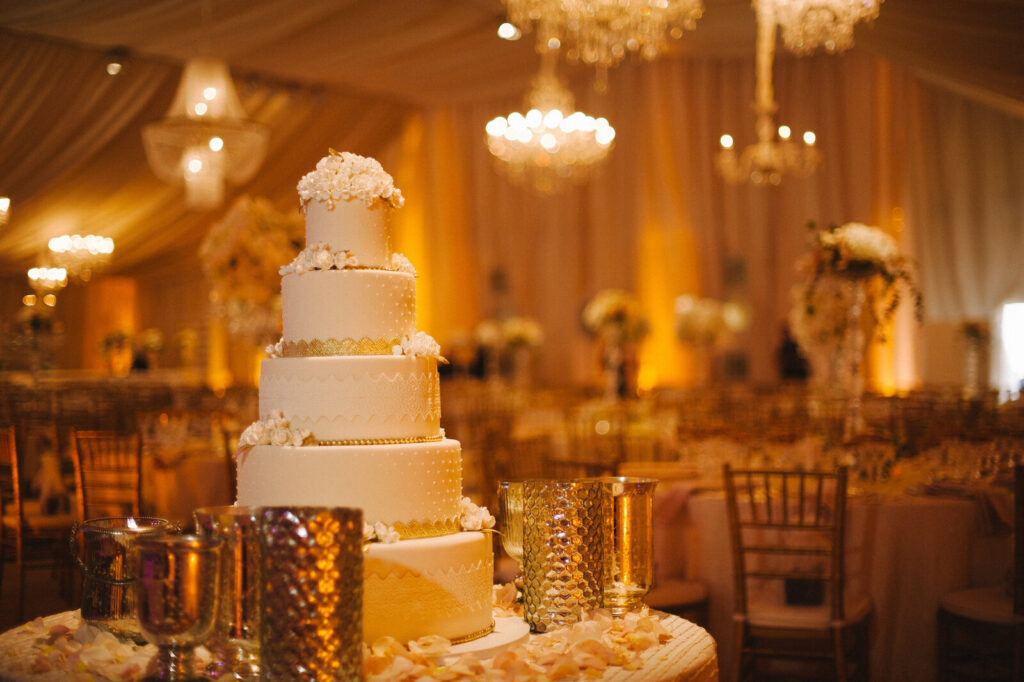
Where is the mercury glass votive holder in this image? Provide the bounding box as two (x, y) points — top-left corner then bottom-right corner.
(135, 533), (223, 682)
(71, 516), (174, 641)
(257, 507), (364, 681)
(598, 477), (657, 616)
(522, 479), (609, 632)
(194, 505), (261, 681)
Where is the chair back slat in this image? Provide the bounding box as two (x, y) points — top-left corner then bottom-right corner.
(0, 426), (21, 525)
(723, 464), (849, 621)
(71, 429), (142, 521)
(1014, 464), (1023, 617)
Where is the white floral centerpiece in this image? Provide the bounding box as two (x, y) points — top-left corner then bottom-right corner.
(199, 196), (303, 344)
(790, 221), (922, 437)
(502, 316), (544, 350)
(674, 295), (747, 348)
(582, 289), (648, 400)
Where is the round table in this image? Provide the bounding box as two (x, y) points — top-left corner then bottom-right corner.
(0, 610), (718, 682)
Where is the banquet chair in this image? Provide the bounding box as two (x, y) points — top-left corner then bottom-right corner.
(936, 464), (1023, 681)
(0, 426), (76, 622)
(723, 464), (871, 682)
(70, 429), (142, 522)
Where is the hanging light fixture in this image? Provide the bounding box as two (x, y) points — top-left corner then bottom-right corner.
(715, 0), (821, 186)
(143, 58), (268, 210)
(47, 234), (115, 283)
(486, 51), (615, 194)
(502, 0), (703, 72)
(27, 267), (68, 295)
(768, 0), (883, 54)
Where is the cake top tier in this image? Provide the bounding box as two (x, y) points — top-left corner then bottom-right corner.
(297, 150), (404, 210)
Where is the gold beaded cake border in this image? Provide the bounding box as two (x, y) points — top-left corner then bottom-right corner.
(315, 434), (444, 446)
(282, 337), (399, 357)
(448, 620), (496, 646)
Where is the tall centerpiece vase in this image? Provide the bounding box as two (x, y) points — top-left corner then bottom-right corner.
(602, 340), (625, 403)
(841, 276), (869, 441)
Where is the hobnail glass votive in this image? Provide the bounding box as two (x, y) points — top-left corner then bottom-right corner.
(257, 507), (364, 681)
(522, 479), (609, 632)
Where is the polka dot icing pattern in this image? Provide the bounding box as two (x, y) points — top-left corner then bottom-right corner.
(282, 269), (415, 349)
(236, 439), (464, 531)
(259, 355), (441, 442)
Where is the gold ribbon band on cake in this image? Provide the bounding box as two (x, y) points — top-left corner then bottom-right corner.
(392, 516), (462, 539)
(448, 620), (495, 645)
(281, 337), (400, 357)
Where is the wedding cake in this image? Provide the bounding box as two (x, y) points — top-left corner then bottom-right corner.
(235, 151), (494, 644)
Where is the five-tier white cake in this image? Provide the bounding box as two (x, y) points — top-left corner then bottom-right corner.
(236, 150), (494, 644)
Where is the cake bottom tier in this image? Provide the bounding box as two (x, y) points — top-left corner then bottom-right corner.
(364, 531), (494, 644)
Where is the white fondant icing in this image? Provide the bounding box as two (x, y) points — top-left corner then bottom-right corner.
(236, 439), (463, 530)
(281, 269), (416, 347)
(258, 356), (441, 441)
(304, 199), (391, 267)
(363, 532), (494, 644)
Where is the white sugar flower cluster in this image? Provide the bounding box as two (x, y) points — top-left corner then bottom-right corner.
(279, 243), (360, 276)
(459, 497), (495, 531)
(265, 338), (284, 358)
(363, 521), (400, 544)
(238, 410), (312, 449)
(297, 150), (404, 209)
(389, 253), (416, 276)
(392, 332), (444, 361)
(362, 600), (671, 680)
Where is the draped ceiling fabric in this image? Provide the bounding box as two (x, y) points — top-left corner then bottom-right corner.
(0, 0), (1021, 387)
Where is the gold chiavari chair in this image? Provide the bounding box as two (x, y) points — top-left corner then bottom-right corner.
(1, 426), (76, 621)
(723, 464), (871, 682)
(70, 429), (142, 522)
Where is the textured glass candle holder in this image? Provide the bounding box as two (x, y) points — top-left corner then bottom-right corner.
(257, 507), (364, 681)
(599, 477), (657, 616)
(522, 479), (609, 632)
(194, 505), (261, 681)
(71, 517), (174, 641)
(497, 480), (525, 568)
(135, 533), (222, 682)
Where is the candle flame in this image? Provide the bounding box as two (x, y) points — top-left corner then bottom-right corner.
(126, 517), (140, 530)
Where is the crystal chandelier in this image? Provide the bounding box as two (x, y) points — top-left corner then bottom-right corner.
(0, 197), (9, 227)
(767, 0), (883, 54)
(143, 58), (268, 210)
(48, 234), (114, 283)
(27, 267), (68, 295)
(486, 52), (616, 194)
(502, 0), (703, 70)
(715, 0), (821, 186)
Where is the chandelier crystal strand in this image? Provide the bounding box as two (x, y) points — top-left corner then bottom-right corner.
(486, 51), (615, 194)
(504, 0), (703, 70)
(769, 0), (883, 54)
(715, 0), (821, 186)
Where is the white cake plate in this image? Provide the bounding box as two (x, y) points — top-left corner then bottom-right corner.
(444, 616), (530, 661)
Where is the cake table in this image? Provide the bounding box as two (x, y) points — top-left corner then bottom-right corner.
(0, 610), (718, 681)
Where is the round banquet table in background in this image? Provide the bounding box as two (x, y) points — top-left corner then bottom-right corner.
(685, 490), (1012, 682)
(0, 610), (718, 682)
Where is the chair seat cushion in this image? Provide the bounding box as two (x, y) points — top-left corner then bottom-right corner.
(746, 591), (872, 629)
(645, 578), (709, 609)
(940, 586), (1022, 626)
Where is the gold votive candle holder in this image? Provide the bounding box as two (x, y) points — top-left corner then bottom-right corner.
(71, 516), (174, 640)
(257, 507), (364, 681)
(194, 505), (261, 681)
(522, 479), (609, 632)
(598, 476), (657, 616)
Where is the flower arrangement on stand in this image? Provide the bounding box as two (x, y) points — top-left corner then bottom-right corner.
(199, 196), (303, 346)
(789, 222), (922, 439)
(582, 289), (649, 401)
(674, 294), (748, 385)
(472, 316), (544, 385)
